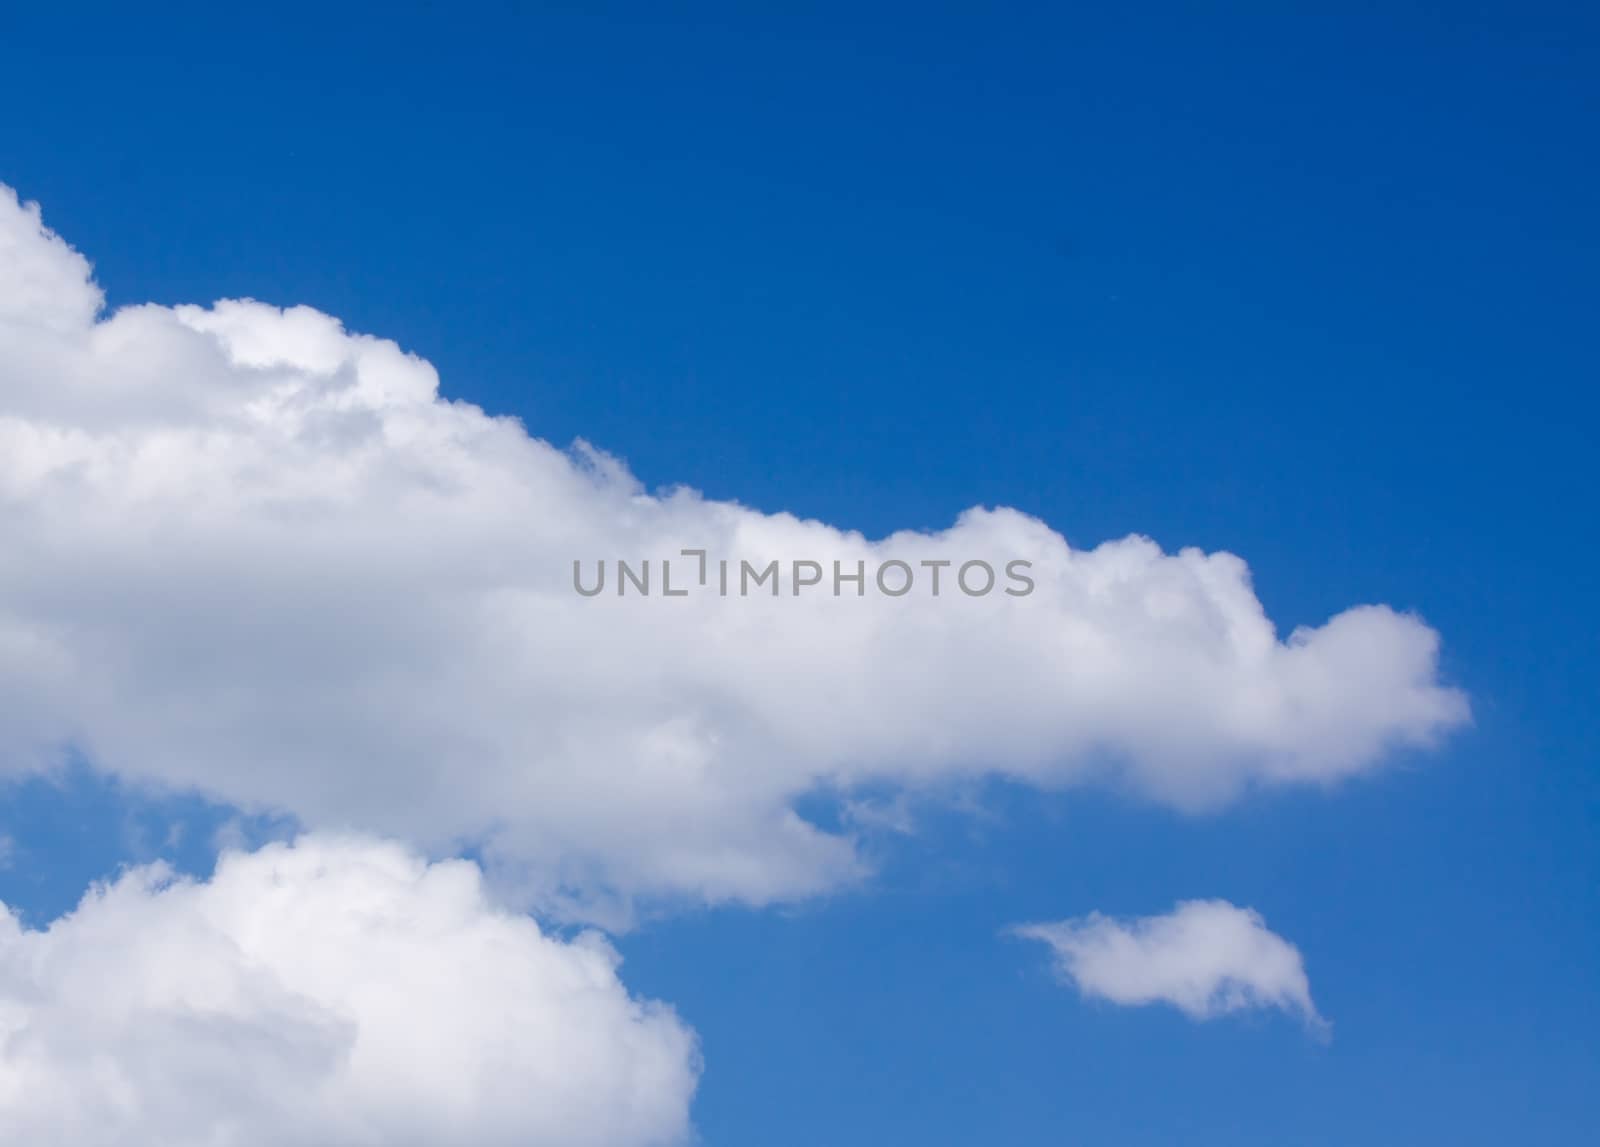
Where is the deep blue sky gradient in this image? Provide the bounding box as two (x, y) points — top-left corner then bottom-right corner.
(2, 3), (1597, 1142)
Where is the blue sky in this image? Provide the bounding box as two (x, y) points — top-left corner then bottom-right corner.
(0, 3), (1596, 1144)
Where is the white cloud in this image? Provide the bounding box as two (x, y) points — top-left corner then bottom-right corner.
(0, 184), (1469, 916)
(0, 835), (700, 1146)
(1016, 900), (1328, 1035)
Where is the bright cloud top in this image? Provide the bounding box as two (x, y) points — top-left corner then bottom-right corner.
(1017, 900), (1328, 1035)
(0, 184), (1468, 914)
(0, 835), (700, 1147)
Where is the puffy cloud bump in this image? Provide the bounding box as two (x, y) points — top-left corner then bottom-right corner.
(0, 835), (700, 1146)
(0, 185), (1469, 914)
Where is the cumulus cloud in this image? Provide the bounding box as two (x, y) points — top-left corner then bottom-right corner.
(0, 835), (700, 1146)
(0, 184), (1469, 915)
(1016, 900), (1328, 1035)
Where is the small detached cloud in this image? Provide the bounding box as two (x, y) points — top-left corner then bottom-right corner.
(1016, 899), (1329, 1037)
